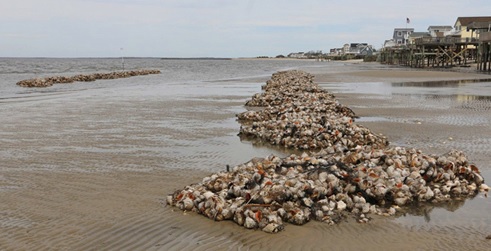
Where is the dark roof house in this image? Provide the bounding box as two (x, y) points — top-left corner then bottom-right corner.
(454, 16), (491, 40)
(455, 16), (491, 27)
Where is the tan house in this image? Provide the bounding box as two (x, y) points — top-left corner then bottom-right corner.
(454, 16), (491, 40)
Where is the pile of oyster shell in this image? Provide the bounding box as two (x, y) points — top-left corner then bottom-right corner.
(237, 70), (387, 150)
(166, 70), (488, 233)
(16, 69), (161, 87)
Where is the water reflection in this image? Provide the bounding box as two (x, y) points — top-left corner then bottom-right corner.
(392, 78), (491, 87)
(238, 134), (303, 156)
(356, 116), (390, 122)
(396, 199), (468, 223)
(321, 79), (491, 106)
(394, 169), (491, 228)
(396, 93), (491, 102)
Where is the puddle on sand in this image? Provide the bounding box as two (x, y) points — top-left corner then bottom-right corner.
(320, 78), (491, 231)
(393, 170), (491, 229)
(392, 78), (491, 87)
(320, 79), (491, 102)
(355, 116), (390, 122)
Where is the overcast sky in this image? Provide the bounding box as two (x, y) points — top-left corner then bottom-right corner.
(1, 0), (490, 58)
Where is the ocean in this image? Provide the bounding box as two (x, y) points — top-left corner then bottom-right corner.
(0, 58), (331, 100)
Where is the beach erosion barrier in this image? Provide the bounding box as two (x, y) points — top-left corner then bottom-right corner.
(16, 69), (161, 87)
(166, 70), (489, 233)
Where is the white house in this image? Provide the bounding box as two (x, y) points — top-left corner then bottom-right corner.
(427, 25), (453, 37)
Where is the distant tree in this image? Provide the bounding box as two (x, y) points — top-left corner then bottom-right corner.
(275, 55), (286, 58)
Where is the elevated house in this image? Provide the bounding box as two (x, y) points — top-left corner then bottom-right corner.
(383, 39), (397, 48)
(460, 17), (491, 72)
(454, 16), (491, 41)
(466, 20), (491, 41)
(427, 25), (453, 37)
(381, 16), (491, 71)
(477, 32), (491, 71)
(408, 32), (431, 45)
(393, 28), (414, 45)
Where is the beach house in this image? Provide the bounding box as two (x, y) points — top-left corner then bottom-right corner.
(454, 16), (491, 41)
(392, 28), (414, 45)
(427, 26), (453, 37)
(407, 32), (431, 45)
(380, 16), (490, 70)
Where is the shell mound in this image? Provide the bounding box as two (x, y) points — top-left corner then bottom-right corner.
(16, 69), (161, 87)
(166, 70), (488, 233)
(167, 146), (487, 233)
(237, 70), (387, 150)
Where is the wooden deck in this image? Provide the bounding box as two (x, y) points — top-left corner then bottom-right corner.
(380, 36), (491, 72)
(478, 32), (491, 71)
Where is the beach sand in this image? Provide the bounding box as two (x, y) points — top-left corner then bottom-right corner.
(1, 63), (491, 250)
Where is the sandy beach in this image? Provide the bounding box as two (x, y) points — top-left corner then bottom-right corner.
(2, 62), (491, 250)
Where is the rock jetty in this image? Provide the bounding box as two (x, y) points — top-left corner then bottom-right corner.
(166, 70), (488, 233)
(16, 69), (161, 88)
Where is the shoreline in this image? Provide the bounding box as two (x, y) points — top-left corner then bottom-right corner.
(302, 62), (491, 83)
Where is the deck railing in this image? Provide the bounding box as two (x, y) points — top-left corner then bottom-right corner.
(480, 32), (491, 42)
(414, 37), (478, 45)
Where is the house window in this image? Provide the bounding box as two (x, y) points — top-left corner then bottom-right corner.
(397, 31), (402, 37)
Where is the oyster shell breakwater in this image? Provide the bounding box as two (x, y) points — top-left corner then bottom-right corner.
(16, 69), (161, 87)
(167, 70), (488, 233)
(237, 70), (388, 150)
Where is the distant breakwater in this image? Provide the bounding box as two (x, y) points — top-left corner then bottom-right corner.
(16, 69), (161, 88)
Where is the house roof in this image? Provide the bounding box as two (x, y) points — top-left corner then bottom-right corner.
(394, 28), (414, 31)
(427, 25), (452, 30)
(467, 21), (491, 29)
(409, 32), (431, 38)
(350, 43), (368, 48)
(455, 16), (491, 26)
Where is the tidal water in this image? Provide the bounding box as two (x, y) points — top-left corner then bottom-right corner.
(0, 58), (334, 172)
(317, 74), (491, 231)
(0, 58), (329, 100)
(3, 58), (491, 172)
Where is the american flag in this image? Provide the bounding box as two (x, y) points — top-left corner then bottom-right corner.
(406, 17), (410, 24)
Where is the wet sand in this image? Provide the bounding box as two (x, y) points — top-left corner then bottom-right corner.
(2, 63), (491, 250)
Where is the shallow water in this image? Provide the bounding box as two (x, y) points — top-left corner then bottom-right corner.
(317, 73), (491, 236)
(0, 58), (330, 172)
(320, 80), (491, 100)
